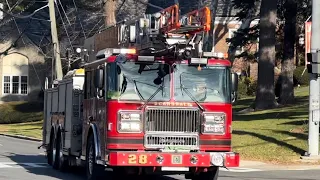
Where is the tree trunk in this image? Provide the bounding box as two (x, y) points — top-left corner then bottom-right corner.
(279, 0), (297, 105)
(254, 0), (278, 110)
(104, 0), (117, 26)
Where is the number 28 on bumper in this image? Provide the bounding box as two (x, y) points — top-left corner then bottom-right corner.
(128, 154), (148, 164)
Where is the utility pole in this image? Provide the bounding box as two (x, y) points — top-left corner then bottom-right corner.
(48, 0), (63, 81)
(303, 0), (320, 160)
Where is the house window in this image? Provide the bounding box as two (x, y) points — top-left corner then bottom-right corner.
(3, 76), (10, 94)
(21, 76), (28, 94)
(12, 76), (19, 94)
(2, 75), (28, 95)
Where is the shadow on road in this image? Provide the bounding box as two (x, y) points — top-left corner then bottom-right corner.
(5, 153), (180, 180)
(5, 153), (85, 180)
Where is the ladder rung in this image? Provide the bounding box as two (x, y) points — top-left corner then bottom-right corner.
(170, 25), (204, 34)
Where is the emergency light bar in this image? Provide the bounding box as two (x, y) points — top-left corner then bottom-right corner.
(202, 52), (228, 59)
(96, 48), (136, 59)
(190, 58), (208, 64)
(138, 56), (155, 62)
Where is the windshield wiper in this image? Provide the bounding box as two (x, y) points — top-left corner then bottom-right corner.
(179, 75), (205, 111)
(118, 75), (144, 100)
(138, 85), (164, 110)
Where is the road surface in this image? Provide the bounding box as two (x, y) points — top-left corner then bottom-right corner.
(0, 136), (319, 180)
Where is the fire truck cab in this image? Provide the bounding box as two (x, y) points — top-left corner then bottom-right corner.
(42, 4), (240, 180)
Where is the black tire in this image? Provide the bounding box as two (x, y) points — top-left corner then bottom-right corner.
(52, 133), (59, 169)
(86, 134), (104, 180)
(191, 167), (219, 180)
(55, 131), (69, 171)
(47, 131), (54, 166)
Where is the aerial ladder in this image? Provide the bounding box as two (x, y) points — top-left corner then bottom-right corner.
(94, 4), (221, 63)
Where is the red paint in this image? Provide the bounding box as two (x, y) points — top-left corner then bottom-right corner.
(107, 144), (145, 150)
(84, 53), (238, 169)
(105, 55), (231, 67)
(305, 21), (312, 67)
(107, 151), (239, 167)
(225, 153), (240, 167)
(305, 22), (312, 54)
(106, 100), (233, 151)
(208, 59), (232, 66)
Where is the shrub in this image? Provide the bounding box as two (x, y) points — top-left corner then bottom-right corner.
(237, 76), (257, 98)
(0, 101), (43, 124)
(237, 77), (248, 99)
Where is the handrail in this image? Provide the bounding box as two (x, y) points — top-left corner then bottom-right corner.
(180, 6), (211, 32)
(159, 4), (181, 33)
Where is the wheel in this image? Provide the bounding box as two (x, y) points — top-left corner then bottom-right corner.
(47, 132), (54, 166)
(54, 131), (69, 171)
(191, 167), (219, 180)
(52, 134), (58, 169)
(86, 134), (104, 180)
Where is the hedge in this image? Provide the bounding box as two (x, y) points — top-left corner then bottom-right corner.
(0, 101), (43, 124)
(237, 66), (308, 99)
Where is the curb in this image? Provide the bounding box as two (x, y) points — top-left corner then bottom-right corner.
(0, 133), (42, 142)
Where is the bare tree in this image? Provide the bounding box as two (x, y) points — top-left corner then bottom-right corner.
(254, 0), (278, 110)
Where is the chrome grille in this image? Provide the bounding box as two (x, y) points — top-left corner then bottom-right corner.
(145, 107), (200, 133)
(145, 135), (198, 149)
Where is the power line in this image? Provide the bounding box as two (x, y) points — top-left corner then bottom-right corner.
(5, 0), (26, 45)
(135, 0), (164, 10)
(0, 0), (24, 23)
(57, 0), (71, 25)
(0, 20), (32, 54)
(54, 0), (73, 51)
(72, 0), (86, 39)
(0, 4), (48, 19)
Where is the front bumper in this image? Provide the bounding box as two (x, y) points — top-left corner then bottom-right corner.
(107, 151), (239, 168)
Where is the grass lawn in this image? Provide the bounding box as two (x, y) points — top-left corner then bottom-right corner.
(232, 86), (312, 165)
(0, 121), (43, 139)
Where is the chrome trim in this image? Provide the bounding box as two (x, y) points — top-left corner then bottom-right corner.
(202, 112), (227, 135)
(90, 124), (101, 160)
(117, 110), (143, 133)
(144, 106), (200, 149)
(144, 106), (200, 134)
(144, 134), (199, 149)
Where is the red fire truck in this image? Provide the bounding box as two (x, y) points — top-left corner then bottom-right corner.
(42, 4), (240, 180)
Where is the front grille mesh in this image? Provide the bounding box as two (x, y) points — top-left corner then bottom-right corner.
(145, 107), (200, 133)
(145, 135), (198, 148)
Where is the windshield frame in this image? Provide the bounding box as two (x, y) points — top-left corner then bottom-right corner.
(173, 64), (231, 104)
(105, 61), (171, 102)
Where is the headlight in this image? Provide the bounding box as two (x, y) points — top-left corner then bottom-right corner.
(117, 111), (142, 133)
(202, 113), (226, 134)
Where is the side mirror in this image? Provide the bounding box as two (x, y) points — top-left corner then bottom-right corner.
(231, 73), (239, 92)
(231, 73), (239, 103)
(94, 68), (104, 89)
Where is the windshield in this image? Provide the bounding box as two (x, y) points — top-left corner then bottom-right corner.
(174, 64), (230, 103)
(107, 62), (170, 101)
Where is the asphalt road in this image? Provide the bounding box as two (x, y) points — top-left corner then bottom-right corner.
(0, 136), (320, 180)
